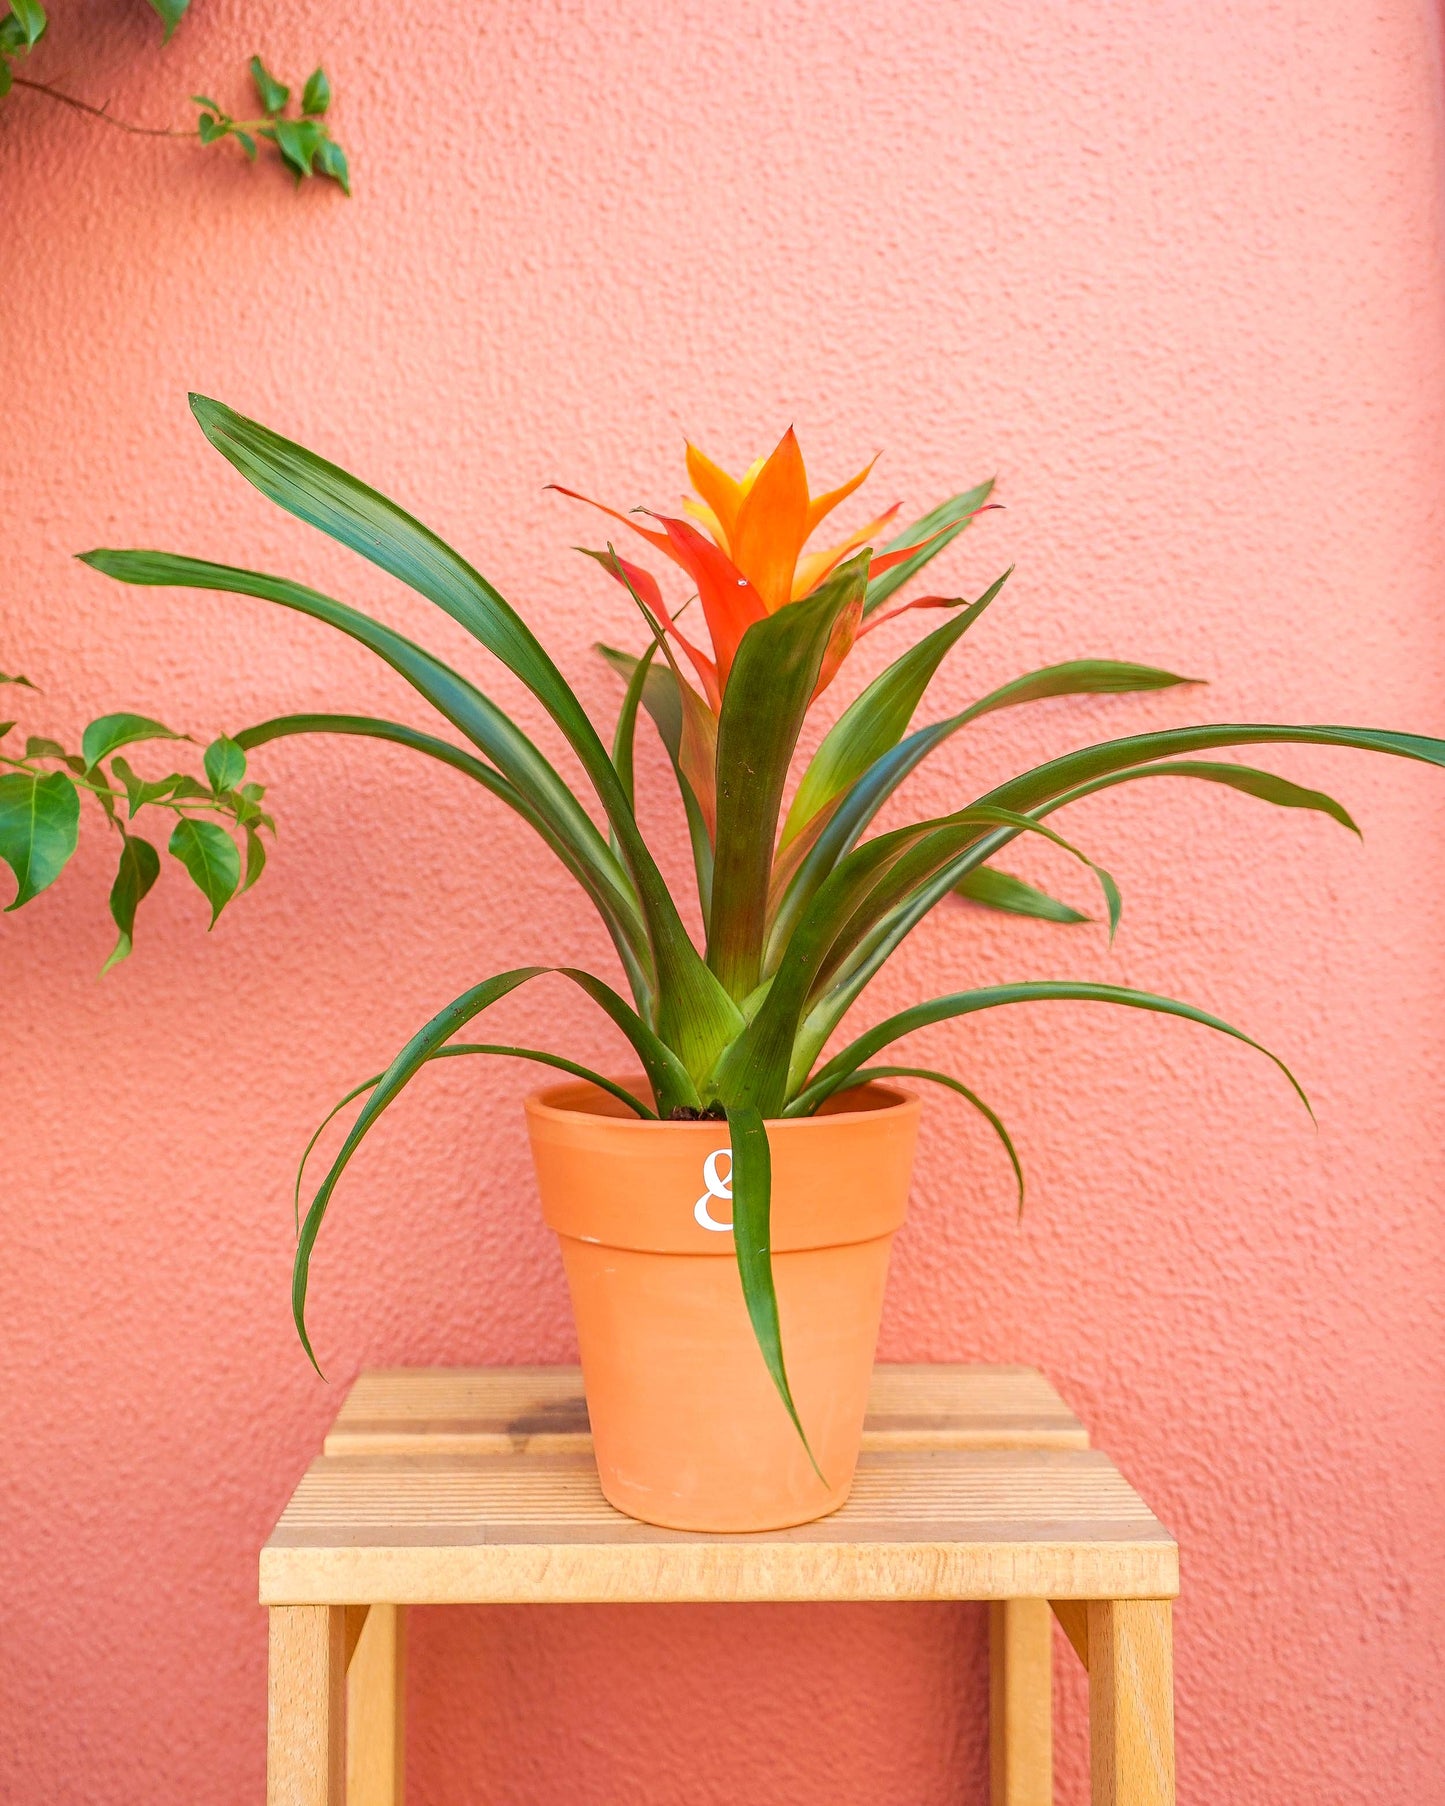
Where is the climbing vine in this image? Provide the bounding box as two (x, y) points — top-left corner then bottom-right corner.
(1, 2), (350, 193)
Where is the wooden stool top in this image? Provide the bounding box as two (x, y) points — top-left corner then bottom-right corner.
(324, 1362), (1090, 1455)
(262, 1364), (1175, 1609)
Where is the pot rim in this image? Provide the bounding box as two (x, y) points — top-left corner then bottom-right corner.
(524, 1075), (920, 1130)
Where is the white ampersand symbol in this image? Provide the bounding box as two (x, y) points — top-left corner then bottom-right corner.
(694, 1147), (733, 1232)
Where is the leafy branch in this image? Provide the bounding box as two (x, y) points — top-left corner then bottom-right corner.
(0, 5), (350, 193)
(0, 674), (273, 972)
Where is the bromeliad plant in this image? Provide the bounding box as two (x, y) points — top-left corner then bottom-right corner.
(70, 399), (1445, 1445)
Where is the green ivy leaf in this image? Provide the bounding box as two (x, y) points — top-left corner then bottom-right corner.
(0, 722), (14, 740)
(0, 769), (79, 908)
(249, 55), (289, 115)
(301, 65), (330, 116)
(102, 833), (161, 973)
(269, 116), (322, 179)
(167, 773), (213, 802)
(168, 817), (239, 926)
(145, 0), (188, 41)
(0, 670), (35, 688)
(197, 112), (228, 145)
(233, 128), (257, 161)
(109, 755), (179, 817)
(81, 712), (185, 772)
(204, 734), (246, 792)
(241, 822), (266, 891)
(23, 734), (67, 759)
(314, 136), (350, 196)
(0, 62), (12, 99)
(191, 93), (222, 111)
(9, 0), (46, 49)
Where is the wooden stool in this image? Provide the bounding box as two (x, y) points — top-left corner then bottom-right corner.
(262, 1365), (1176, 1805)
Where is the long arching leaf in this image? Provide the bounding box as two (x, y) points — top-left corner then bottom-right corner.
(291, 964), (698, 1368)
(293, 966), (545, 1368)
(598, 644), (715, 916)
(723, 1100), (823, 1478)
(181, 396), (741, 1078)
(806, 1064), (1025, 1213)
(788, 981), (1311, 1118)
(767, 660), (1196, 967)
(800, 731), (1428, 1068)
(231, 710), (656, 1007)
(780, 571), (1009, 850)
(79, 552), (656, 1004)
(952, 867), (1090, 924)
(294, 1043), (655, 1229)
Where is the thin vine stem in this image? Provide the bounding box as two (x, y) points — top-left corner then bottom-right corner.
(9, 74), (190, 137)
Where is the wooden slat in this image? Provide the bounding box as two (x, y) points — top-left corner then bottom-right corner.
(324, 1363), (1088, 1456)
(261, 1447), (1175, 1606)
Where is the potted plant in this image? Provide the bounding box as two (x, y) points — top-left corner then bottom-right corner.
(11, 397), (1442, 1531)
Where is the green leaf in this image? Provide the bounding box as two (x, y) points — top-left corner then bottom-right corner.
(0, 722), (13, 740)
(708, 553), (869, 999)
(598, 642), (715, 917)
(294, 1042), (656, 1232)
(1037, 759), (1361, 835)
(241, 822), (266, 891)
(9, 0), (46, 49)
(168, 816), (239, 926)
(0, 62), (11, 99)
(314, 136), (350, 195)
(79, 557), (655, 1003)
(810, 745), (1394, 1071)
(197, 112), (228, 144)
(173, 396), (740, 1077)
(790, 980), (1312, 1120)
(23, 735), (67, 759)
(863, 480), (995, 616)
(822, 1065), (1026, 1212)
(301, 65), (330, 115)
(249, 55), (289, 115)
(0, 670), (35, 688)
(204, 733), (246, 793)
(109, 755), (179, 817)
(781, 571), (1010, 851)
(723, 1101), (822, 1475)
(768, 660), (1193, 970)
(102, 833), (160, 973)
(145, 0), (188, 41)
(81, 712), (185, 772)
(0, 770), (78, 908)
(293, 967), (548, 1367)
(270, 116), (322, 179)
(953, 866), (1090, 924)
(558, 966), (700, 1116)
(233, 129), (257, 161)
(191, 93), (222, 111)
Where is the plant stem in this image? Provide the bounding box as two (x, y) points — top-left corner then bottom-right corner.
(9, 75), (191, 137)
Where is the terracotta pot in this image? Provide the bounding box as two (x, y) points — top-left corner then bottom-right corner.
(525, 1078), (921, 1532)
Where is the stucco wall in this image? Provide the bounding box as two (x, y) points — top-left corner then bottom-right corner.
(3, 2), (1443, 1800)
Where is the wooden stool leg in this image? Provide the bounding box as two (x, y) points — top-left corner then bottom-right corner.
(989, 1599), (1053, 1806)
(347, 1604), (406, 1805)
(1087, 1600), (1174, 1806)
(268, 1605), (346, 1806)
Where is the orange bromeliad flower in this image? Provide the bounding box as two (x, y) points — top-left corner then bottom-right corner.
(553, 428), (991, 715)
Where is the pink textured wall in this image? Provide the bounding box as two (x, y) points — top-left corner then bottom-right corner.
(4, 1), (1444, 1799)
